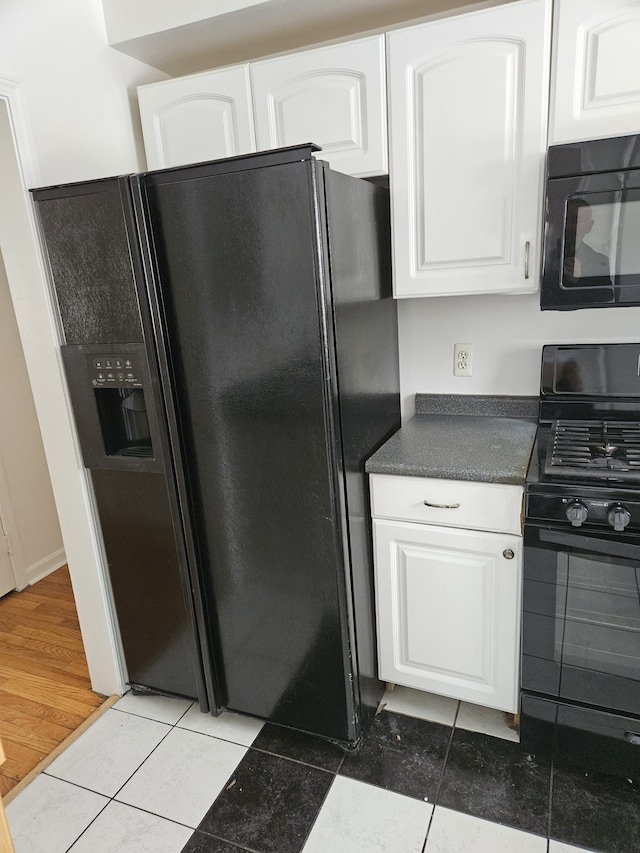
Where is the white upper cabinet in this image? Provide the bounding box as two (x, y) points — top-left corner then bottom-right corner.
(137, 65), (256, 170)
(550, 0), (640, 145)
(250, 36), (387, 177)
(387, 0), (552, 298)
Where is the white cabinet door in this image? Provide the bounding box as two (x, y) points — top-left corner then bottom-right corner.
(550, 0), (640, 144)
(137, 65), (256, 170)
(387, 0), (551, 297)
(374, 518), (522, 713)
(251, 36), (387, 177)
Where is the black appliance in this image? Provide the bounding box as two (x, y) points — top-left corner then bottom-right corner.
(32, 145), (400, 746)
(541, 133), (640, 310)
(521, 343), (640, 777)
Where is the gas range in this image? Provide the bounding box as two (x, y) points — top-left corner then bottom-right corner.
(520, 342), (640, 780)
(546, 418), (640, 480)
(525, 343), (640, 534)
(526, 423), (640, 534)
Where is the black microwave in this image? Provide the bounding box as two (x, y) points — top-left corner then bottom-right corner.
(541, 134), (640, 310)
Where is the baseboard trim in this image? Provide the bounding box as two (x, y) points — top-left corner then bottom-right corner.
(26, 548), (66, 586)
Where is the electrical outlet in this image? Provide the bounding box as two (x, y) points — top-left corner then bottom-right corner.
(454, 343), (473, 377)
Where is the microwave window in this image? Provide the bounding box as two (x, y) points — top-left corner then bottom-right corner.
(563, 195), (640, 285)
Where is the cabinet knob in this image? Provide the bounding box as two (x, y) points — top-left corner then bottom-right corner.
(503, 549), (515, 560)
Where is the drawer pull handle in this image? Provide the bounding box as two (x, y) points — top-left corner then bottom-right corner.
(423, 500), (461, 509)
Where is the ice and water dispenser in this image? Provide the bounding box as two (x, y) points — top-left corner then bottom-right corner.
(90, 355), (151, 459)
(60, 343), (159, 472)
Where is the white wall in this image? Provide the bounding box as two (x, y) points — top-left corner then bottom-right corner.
(398, 292), (640, 416)
(103, 0), (273, 42)
(0, 250), (64, 584)
(0, 0), (167, 696)
(0, 0), (166, 186)
(102, 0), (510, 76)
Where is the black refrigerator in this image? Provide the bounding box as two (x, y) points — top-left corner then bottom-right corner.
(32, 144), (400, 746)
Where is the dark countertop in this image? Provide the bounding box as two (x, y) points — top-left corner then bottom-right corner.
(365, 395), (539, 485)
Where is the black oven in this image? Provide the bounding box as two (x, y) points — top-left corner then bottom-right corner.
(521, 344), (640, 778)
(541, 134), (640, 310)
(522, 521), (640, 777)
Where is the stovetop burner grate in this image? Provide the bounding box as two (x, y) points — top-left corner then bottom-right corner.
(545, 419), (640, 481)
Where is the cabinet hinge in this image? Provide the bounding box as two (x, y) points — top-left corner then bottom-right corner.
(3, 533), (13, 556)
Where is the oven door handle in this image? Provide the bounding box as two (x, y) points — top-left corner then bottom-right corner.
(539, 528), (640, 561)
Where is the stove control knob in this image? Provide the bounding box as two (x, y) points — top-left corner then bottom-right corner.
(566, 501), (588, 527)
(607, 505), (631, 532)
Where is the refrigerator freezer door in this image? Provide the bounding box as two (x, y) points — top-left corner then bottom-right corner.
(32, 179), (209, 707)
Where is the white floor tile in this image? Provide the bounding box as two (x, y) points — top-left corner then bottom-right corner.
(68, 800), (193, 852)
(113, 690), (194, 725)
(424, 807), (547, 852)
(45, 708), (170, 796)
(549, 842), (596, 852)
(116, 726), (247, 828)
(302, 776), (433, 853)
(177, 703), (264, 745)
(456, 702), (520, 742)
(6, 774), (107, 853)
(380, 686), (459, 727)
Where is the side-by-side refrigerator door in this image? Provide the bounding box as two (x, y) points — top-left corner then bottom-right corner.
(31, 177), (212, 708)
(130, 148), (360, 743)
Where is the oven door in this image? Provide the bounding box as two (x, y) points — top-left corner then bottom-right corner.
(522, 523), (640, 716)
(541, 168), (640, 310)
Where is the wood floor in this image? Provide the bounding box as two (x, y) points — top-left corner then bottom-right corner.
(0, 566), (105, 797)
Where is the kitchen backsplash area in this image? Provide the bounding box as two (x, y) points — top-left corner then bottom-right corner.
(397, 292), (640, 417)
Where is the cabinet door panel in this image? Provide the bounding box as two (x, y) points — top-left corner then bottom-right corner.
(138, 66), (256, 170)
(551, 0), (640, 144)
(402, 542), (490, 681)
(374, 519), (521, 712)
(413, 40), (521, 270)
(251, 36), (387, 177)
(388, 0), (551, 297)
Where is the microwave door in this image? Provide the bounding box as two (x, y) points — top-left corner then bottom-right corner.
(541, 169), (640, 310)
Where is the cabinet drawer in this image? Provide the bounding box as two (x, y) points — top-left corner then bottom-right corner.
(370, 473), (523, 535)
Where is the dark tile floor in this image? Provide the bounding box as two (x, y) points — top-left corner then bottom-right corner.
(6, 690), (640, 853)
(184, 710), (640, 853)
(550, 762), (640, 853)
(437, 727), (552, 836)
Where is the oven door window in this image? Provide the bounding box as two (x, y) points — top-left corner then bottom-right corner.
(523, 526), (640, 716)
(562, 190), (640, 288)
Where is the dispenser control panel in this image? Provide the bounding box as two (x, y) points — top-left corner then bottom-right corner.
(87, 355), (143, 388)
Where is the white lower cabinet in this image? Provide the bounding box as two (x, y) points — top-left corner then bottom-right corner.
(371, 477), (523, 713)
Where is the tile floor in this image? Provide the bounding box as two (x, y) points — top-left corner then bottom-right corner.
(6, 686), (640, 853)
